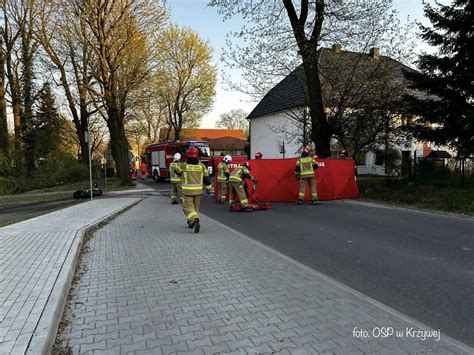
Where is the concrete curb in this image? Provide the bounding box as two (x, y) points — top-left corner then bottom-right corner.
(345, 199), (474, 220)
(26, 196), (146, 355)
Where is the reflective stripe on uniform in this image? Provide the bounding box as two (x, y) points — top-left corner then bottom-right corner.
(217, 163), (228, 182)
(298, 192), (305, 198)
(298, 156), (315, 177)
(240, 198), (248, 204)
(187, 211), (198, 220)
(170, 178), (181, 183)
(182, 185), (203, 191)
(229, 167), (243, 183)
(186, 165), (204, 172)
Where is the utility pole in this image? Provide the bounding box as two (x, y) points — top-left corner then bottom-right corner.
(85, 126), (93, 201)
(104, 151), (108, 191)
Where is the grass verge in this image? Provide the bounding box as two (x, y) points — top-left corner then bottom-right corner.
(0, 177), (136, 207)
(358, 176), (474, 216)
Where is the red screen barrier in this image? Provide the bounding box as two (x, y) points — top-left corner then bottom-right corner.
(214, 158), (359, 202)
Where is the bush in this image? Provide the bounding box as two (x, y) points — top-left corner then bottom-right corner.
(31, 152), (88, 188)
(0, 154), (16, 195)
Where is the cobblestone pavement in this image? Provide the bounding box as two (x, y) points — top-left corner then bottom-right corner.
(58, 196), (471, 354)
(0, 197), (140, 354)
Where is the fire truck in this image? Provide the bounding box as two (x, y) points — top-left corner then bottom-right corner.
(145, 141), (213, 181)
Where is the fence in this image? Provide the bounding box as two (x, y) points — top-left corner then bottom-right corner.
(413, 158), (473, 187)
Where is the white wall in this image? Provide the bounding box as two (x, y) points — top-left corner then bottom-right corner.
(250, 110), (303, 159)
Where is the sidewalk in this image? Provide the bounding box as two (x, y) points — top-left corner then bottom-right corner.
(0, 196), (142, 354)
(57, 195), (472, 354)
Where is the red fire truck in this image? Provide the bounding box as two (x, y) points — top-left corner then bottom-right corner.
(145, 141), (213, 181)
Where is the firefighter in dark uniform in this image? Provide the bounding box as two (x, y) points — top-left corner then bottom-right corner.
(295, 147), (320, 205)
(174, 147), (212, 233)
(169, 153), (182, 204)
(228, 162), (257, 212)
(217, 155), (232, 204)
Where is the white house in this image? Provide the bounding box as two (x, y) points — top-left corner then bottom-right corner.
(247, 44), (425, 175)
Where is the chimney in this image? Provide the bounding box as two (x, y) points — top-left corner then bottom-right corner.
(332, 43), (342, 53)
(369, 47), (380, 59)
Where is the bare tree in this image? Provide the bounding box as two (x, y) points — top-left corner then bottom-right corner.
(78, 0), (167, 184)
(215, 109), (249, 137)
(209, 0), (415, 157)
(35, 0), (100, 165)
(0, 0), (36, 170)
(0, 37), (8, 155)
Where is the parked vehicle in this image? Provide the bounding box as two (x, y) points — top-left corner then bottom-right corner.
(73, 183), (103, 199)
(145, 141), (213, 181)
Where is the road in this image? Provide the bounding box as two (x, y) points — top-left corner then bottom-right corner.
(0, 198), (82, 226)
(145, 180), (474, 346)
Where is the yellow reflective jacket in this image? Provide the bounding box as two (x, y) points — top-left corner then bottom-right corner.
(295, 156), (317, 177)
(175, 162), (212, 196)
(169, 162), (182, 183)
(229, 166), (255, 184)
(217, 162), (230, 183)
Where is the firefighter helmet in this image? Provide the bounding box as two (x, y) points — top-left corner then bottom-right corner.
(302, 147), (311, 155)
(242, 162), (251, 170)
(223, 155), (232, 164)
(187, 147), (199, 158)
(255, 152), (263, 159)
(173, 153), (181, 162)
(313, 154), (319, 160)
(340, 149), (348, 157)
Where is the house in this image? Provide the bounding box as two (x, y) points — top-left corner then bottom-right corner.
(159, 128), (248, 156)
(247, 44), (424, 175)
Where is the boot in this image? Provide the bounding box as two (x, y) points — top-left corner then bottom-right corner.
(171, 200), (178, 205)
(243, 206), (254, 212)
(187, 220), (194, 229)
(297, 199), (303, 205)
(312, 200), (320, 205)
(193, 218), (200, 233)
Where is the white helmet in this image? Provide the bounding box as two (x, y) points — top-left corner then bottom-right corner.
(173, 153), (181, 162)
(223, 155), (232, 164)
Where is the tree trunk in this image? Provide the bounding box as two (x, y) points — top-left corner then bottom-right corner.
(303, 60), (331, 158)
(21, 40), (35, 174)
(0, 41), (9, 155)
(5, 55), (23, 169)
(107, 107), (131, 185)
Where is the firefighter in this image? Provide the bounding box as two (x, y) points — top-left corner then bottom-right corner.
(229, 162), (257, 212)
(217, 155), (232, 204)
(339, 149), (349, 159)
(169, 153), (182, 204)
(175, 147), (212, 233)
(255, 152), (263, 160)
(129, 162), (136, 180)
(295, 147), (320, 205)
(139, 161), (147, 181)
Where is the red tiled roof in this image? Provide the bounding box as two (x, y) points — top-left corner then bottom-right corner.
(205, 137), (247, 150)
(160, 128), (246, 141)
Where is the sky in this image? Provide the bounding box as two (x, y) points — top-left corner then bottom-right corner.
(168, 0), (446, 128)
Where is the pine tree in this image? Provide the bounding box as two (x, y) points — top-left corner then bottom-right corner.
(33, 82), (63, 160)
(404, 0), (474, 159)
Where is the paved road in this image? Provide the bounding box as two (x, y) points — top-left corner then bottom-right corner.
(145, 180), (474, 346)
(0, 198), (82, 226)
